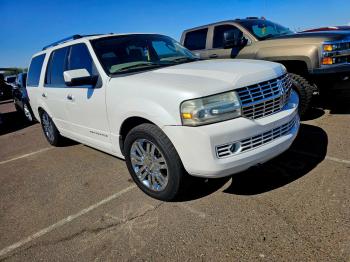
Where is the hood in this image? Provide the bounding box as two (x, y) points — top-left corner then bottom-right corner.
(270, 31), (350, 42)
(110, 59), (285, 99)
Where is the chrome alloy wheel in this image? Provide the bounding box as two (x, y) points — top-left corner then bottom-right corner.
(23, 104), (33, 121)
(42, 113), (55, 143)
(130, 139), (169, 192)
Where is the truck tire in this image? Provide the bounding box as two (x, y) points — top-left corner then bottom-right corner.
(124, 123), (185, 201)
(289, 73), (314, 117)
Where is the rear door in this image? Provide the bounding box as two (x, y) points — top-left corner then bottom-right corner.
(43, 46), (71, 132)
(26, 54), (46, 120)
(182, 28), (209, 59)
(64, 43), (111, 151)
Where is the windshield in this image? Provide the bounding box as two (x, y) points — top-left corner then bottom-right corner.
(5, 76), (16, 83)
(91, 34), (197, 75)
(238, 20), (293, 40)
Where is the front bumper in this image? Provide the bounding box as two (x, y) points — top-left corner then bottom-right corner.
(163, 91), (299, 178)
(310, 64), (350, 75)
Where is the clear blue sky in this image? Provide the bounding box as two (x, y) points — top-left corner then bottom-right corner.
(1, 0), (350, 68)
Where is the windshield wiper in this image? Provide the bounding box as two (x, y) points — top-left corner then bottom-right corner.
(166, 56), (199, 64)
(112, 62), (164, 74)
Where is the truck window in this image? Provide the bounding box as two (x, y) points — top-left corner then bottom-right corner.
(68, 43), (94, 74)
(213, 25), (241, 48)
(45, 47), (69, 87)
(27, 54), (46, 87)
(184, 28), (208, 50)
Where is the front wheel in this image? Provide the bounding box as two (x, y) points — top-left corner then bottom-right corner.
(289, 73), (315, 117)
(124, 124), (185, 201)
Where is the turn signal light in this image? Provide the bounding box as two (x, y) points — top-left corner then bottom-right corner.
(323, 44), (333, 52)
(322, 57), (333, 65)
(182, 113), (192, 119)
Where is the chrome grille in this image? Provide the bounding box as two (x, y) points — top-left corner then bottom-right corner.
(215, 115), (298, 159)
(236, 74), (292, 120)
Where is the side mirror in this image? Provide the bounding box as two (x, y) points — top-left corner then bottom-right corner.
(223, 30), (245, 49)
(63, 69), (98, 87)
(192, 52), (201, 59)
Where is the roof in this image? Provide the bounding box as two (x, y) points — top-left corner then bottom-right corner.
(183, 17), (266, 32)
(42, 32), (164, 51)
(32, 33), (161, 58)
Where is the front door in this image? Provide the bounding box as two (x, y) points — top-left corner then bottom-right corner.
(207, 24), (246, 59)
(64, 43), (111, 151)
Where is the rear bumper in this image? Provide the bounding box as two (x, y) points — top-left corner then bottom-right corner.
(163, 91), (299, 178)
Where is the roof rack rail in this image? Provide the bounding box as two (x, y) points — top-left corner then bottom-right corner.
(42, 34), (105, 50)
(42, 35), (82, 50)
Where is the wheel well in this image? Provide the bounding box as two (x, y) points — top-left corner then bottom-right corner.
(119, 117), (153, 154)
(276, 60), (308, 76)
(38, 107), (45, 118)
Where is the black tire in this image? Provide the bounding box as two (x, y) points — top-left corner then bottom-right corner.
(23, 103), (35, 122)
(40, 111), (63, 146)
(289, 73), (314, 117)
(124, 123), (185, 201)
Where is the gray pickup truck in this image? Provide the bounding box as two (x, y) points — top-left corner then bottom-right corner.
(181, 17), (350, 115)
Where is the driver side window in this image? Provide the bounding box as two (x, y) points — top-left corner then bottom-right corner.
(68, 43), (96, 75)
(213, 25), (242, 49)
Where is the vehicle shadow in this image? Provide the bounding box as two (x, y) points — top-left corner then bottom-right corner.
(313, 82), (350, 115)
(316, 94), (350, 115)
(176, 123), (327, 201)
(298, 84), (350, 121)
(301, 107), (325, 121)
(224, 123), (327, 195)
(0, 110), (35, 136)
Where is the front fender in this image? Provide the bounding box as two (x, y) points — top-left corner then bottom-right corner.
(107, 97), (181, 157)
(118, 98), (180, 128)
(255, 45), (319, 71)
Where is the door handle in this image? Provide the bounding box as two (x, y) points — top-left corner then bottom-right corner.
(67, 94), (74, 101)
(42, 93), (47, 98)
(209, 54), (218, 58)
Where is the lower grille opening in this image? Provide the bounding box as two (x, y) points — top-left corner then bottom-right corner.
(215, 116), (298, 159)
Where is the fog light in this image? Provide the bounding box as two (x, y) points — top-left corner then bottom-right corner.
(322, 57), (333, 65)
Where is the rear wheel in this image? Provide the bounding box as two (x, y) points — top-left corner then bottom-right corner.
(124, 123), (185, 201)
(289, 73), (315, 117)
(40, 111), (63, 146)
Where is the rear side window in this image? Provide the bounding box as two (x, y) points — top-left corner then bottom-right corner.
(27, 54), (45, 87)
(213, 25), (241, 48)
(183, 29), (208, 50)
(68, 43), (94, 74)
(45, 47), (69, 86)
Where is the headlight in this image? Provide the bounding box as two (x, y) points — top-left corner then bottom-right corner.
(180, 91), (241, 126)
(323, 42), (350, 52)
(322, 41), (350, 65)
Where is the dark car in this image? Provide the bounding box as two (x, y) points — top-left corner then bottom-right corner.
(0, 74), (13, 101)
(12, 73), (35, 122)
(5, 75), (17, 87)
(302, 26), (350, 32)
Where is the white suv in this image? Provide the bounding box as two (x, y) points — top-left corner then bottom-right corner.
(27, 33), (299, 200)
